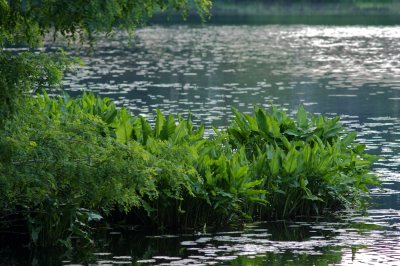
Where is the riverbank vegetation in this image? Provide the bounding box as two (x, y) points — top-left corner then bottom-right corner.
(0, 92), (379, 246)
(0, 0), (380, 248)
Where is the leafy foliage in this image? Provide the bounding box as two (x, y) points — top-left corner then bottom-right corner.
(0, 92), (201, 245)
(0, 0), (211, 47)
(0, 50), (80, 126)
(0, 0), (211, 124)
(0, 92), (379, 246)
(225, 106), (379, 218)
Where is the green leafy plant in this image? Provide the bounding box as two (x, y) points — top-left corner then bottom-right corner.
(225, 105), (380, 218)
(0, 93), (379, 247)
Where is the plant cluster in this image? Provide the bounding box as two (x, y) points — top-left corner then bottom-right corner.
(0, 92), (379, 246)
(225, 106), (379, 218)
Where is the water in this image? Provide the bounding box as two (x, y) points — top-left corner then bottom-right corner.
(7, 23), (400, 265)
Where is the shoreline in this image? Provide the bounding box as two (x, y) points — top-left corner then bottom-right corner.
(150, 2), (400, 25)
(150, 13), (400, 26)
(210, 1), (400, 16)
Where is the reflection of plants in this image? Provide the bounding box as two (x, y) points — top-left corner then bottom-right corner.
(230, 247), (343, 266)
(0, 92), (379, 247)
(257, 221), (313, 242)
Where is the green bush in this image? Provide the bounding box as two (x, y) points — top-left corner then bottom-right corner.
(0, 93), (201, 245)
(0, 92), (379, 246)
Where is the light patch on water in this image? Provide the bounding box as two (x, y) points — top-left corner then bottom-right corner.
(136, 259), (156, 263)
(328, 94), (358, 97)
(94, 253), (112, 256)
(112, 256), (131, 260)
(146, 235), (180, 239)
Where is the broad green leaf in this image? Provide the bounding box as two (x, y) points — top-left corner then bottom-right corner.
(256, 108), (268, 134)
(271, 105), (287, 123)
(196, 123), (205, 138)
(115, 109), (133, 144)
(315, 115), (325, 128)
(245, 114), (258, 131)
(160, 114), (176, 140)
(233, 108), (249, 133)
(171, 122), (188, 144)
(145, 137), (158, 154)
(284, 129), (299, 137)
(140, 116), (152, 144)
(244, 179), (263, 189)
(318, 155), (332, 173)
(280, 135), (291, 150)
(232, 165), (248, 180)
(266, 116), (281, 138)
(228, 128), (246, 143)
(354, 143), (366, 154)
(302, 144), (312, 166)
(102, 109), (117, 124)
(154, 109), (165, 138)
(323, 126), (342, 139)
(283, 148), (298, 174)
(186, 113), (193, 135)
(270, 152), (280, 176)
(297, 105), (308, 129)
(265, 144), (274, 159)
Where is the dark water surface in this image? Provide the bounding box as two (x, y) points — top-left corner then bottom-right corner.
(5, 23), (400, 265)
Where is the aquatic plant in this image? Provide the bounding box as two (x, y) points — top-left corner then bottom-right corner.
(0, 92), (379, 246)
(225, 106), (379, 218)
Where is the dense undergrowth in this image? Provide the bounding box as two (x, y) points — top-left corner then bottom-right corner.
(0, 92), (379, 246)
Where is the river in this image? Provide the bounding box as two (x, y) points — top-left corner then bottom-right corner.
(7, 21), (400, 265)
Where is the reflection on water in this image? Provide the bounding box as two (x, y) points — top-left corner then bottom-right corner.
(58, 210), (399, 265)
(7, 24), (400, 265)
